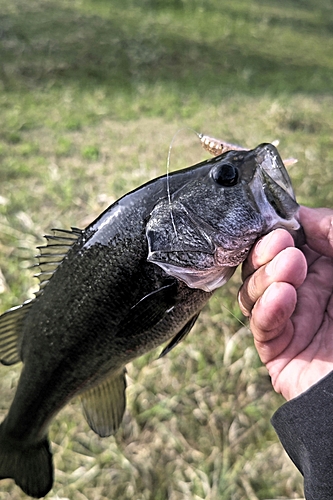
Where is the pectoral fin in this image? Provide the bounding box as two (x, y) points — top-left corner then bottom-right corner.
(116, 281), (178, 338)
(159, 313), (200, 358)
(80, 368), (127, 437)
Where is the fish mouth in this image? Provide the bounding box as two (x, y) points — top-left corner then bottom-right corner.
(249, 143), (302, 240)
(254, 143), (296, 200)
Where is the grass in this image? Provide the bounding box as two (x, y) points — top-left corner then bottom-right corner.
(0, 0), (332, 498)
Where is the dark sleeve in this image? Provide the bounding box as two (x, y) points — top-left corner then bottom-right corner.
(271, 370), (333, 500)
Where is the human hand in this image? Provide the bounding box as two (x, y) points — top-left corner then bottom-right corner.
(238, 207), (333, 401)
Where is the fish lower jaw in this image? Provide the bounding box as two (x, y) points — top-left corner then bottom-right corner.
(270, 217), (301, 233)
(269, 217), (305, 246)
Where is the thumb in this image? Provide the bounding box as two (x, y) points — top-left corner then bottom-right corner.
(299, 206), (333, 258)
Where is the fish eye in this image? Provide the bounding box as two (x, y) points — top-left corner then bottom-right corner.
(211, 163), (239, 187)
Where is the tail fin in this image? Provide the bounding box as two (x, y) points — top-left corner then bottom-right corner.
(0, 423), (54, 498)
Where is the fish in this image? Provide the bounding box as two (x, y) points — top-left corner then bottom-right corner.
(0, 141), (303, 498)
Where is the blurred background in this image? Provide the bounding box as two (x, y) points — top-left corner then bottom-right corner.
(1, 0), (333, 498)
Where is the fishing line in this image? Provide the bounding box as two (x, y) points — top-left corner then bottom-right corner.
(166, 127), (250, 333)
(208, 285), (250, 331)
(167, 129), (251, 334)
(220, 303), (249, 331)
(166, 127), (202, 239)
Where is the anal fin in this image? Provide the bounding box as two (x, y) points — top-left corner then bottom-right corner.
(80, 368), (127, 438)
(0, 300), (34, 365)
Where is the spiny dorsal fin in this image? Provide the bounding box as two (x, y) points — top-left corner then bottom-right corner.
(0, 299), (34, 365)
(80, 368), (127, 437)
(34, 227), (83, 296)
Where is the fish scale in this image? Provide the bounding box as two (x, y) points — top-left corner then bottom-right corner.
(0, 142), (302, 497)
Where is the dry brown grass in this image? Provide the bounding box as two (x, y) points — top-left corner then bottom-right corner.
(1, 0), (333, 497)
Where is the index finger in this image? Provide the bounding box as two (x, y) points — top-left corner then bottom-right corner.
(242, 229), (295, 280)
(299, 206), (333, 258)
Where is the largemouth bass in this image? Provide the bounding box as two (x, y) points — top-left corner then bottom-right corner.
(0, 142), (302, 498)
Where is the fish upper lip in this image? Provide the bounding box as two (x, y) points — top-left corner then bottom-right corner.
(248, 153), (301, 233)
(253, 143), (296, 199)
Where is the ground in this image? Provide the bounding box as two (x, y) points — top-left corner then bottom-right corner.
(0, 0), (332, 498)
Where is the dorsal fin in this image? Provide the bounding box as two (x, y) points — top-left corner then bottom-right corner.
(34, 227), (83, 297)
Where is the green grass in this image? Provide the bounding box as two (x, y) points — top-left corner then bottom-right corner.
(0, 0), (333, 498)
